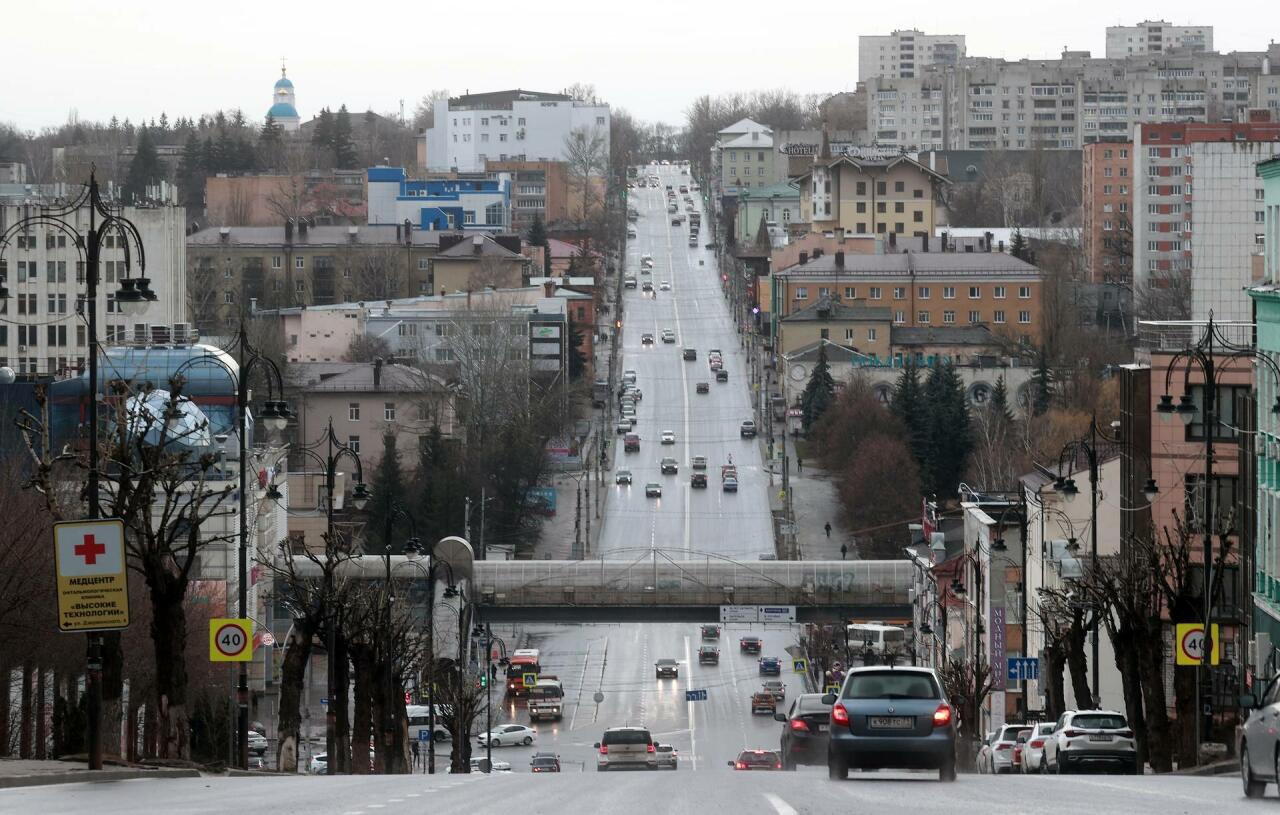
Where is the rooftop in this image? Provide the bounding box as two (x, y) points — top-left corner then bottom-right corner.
(781, 295), (891, 323)
(289, 361), (451, 393)
(447, 89), (575, 110)
(776, 251), (1041, 278)
(890, 325), (1002, 347)
(436, 234), (522, 259)
(188, 224), (446, 248)
(722, 132), (774, 150)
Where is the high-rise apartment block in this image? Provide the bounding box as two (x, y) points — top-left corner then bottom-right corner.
(1105, 21), (1212, 58)
(858, 30), (966, 80)
(1082, 141), (1135, 283)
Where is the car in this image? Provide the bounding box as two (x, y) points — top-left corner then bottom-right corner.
(597, 726), (658, 771)
(641, 333), (654, 345)
(620, 405), (636, 421)
(740, 420), (757, 438)
(247, 731), (268, 756)
(661, 430), (675, 445)
(709, 357), (723, 371)
(671, 218), (683, 226)
(824, 665), (957, 782)
(627, 228), (637, 239)
(470, 757), (513, 773)
(740, 636), (762, 654)
(679, 185), (688, 193)
(1021, 722), (1056, 774)
(1042, 709), (1137, 775)
(696, 382), (709, 394)
(976, 731), (995, 774)
(661, 329), (675, 342)
(775, 693), (834, 770)
(655, 658), (679, 679)
(690, 473), (707, 488)
(759, 657), (782, 676)
(478, 724), (537, 747)
(660, 457), (678, 474)
(624, 386), (642, 401)
(683, 348), (697, 361)
(705, 241), (719, 249)
(1241, 678), (1280, 795)
(624, 277), (637, 289)
(723, 475), (738, 492)
(730, 749), (782, 770)
(987, 723), (1028, 774)
(701, 624), (720, 639)
(309, 753), (328, 774)
(751, 692), (777, 715)
(624, 434), (640, 452)
(641, 281), (653, 292)
(641, 255), (653, 268)
(615, 469), (633, 485)
(616, 419), (633, 434)
(761, 680), (787, 702)
(623, 369), (637, 384)
(654, 743), (678, 770)
(645, 482), (662, 498)
(698, 646), (719, 664)
(1012, 728), (1032, 772)
(530, 753), (561, 773)
(640, 265), (651, 275)
(716, 369), (728, 382)
(691, 455), (707, 470)
(708, 348), (722, 357)
(659, 281), (671, 291)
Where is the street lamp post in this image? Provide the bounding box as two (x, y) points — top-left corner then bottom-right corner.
(0, 170), (157, 770)
(485, 627), (509, 774)
(403, 546), (456, 775)
(1153, 316), (1280, 755)
(292, 421), (369, 774)
(380, 502), (419, 774)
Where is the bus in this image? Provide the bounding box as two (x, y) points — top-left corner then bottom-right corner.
(406, 705), (451, 743)
(506, 649), (541, 696)
(846, 623), (907, 656)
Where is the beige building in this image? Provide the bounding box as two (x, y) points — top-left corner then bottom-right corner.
(799, 152), (948, 238)
(204, 171), (367, 227)
(777, 296), (892, 359)
(431, 234), (531, 294)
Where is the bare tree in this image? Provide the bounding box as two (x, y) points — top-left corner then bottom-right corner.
(563, 126), (608, 221)
(350, 246), (405, 302)
(562, 83), (599, 103)
(1135, 268), (1192, 321)
(412, 90), (451, 133)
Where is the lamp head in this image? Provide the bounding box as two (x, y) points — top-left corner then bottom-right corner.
(1058, 477), (1079, 503)
(992, 537), (1007, 552)
(115, 277), (149, 316)
(262, 400), (290, 433)
(1176, 393), (1197, 426)
(350, 481), (371, 511)
(1156, 393), (1175, 422)
(1142, 478), (1159, 504)
(265, 483), (284, 501)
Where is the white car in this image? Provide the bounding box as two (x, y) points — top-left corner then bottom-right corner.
(987, 723), (1025, 773)
(1042, 710), (1137, 774)
(471, 757), (513, 773)
(660, 281), (671, 291)
(309, 753), (328, 774)
(248, 731), (268, 756)
(1021, 722), (1057, 774)
(661, 430), (676, 445)
(477, 724), (537, 747)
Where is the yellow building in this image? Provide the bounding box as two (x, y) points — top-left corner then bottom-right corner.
(798, 152), (948, 237)
(778, 296), (892, 358)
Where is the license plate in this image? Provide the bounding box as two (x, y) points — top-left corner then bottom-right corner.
(817, 724), (828, 733)
(869, 716), (912, 729)
(1088, 734), (1112, 742)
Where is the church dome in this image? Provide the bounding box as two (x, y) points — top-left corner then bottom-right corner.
(274, 76), (294, 90)
(269, 102), (299, 119)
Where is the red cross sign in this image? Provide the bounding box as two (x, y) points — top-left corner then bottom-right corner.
(75, 534), (107, 565)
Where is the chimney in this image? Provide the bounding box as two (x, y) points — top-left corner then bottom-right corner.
(940, 231), (949, 251)
(348, 226), (358, 244)
(373, 357), (383, 390)
(984, 231), (993, 252)
(922, 234), (930, 252)
(404, 219), (412, 245)
(219, 226), (230, 243)
(543, 280), (556, 298)
(835, 251), (845, 268)
(888, 231), (897, 248)
(285, 220), (294, 244)
(472, 234), (484, 255)
(998, 240), (1005, 253)
(799, 251), (809, 265)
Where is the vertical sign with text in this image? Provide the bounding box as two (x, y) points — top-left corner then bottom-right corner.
(990, 607), (1006, 691)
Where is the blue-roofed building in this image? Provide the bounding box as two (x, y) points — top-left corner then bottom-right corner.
(367, 166), (512, 232)
(267, 64), (301, 132)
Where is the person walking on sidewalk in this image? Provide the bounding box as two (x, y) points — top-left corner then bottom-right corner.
(797, 456), (803, 473)
(824, 521), (832, 539)
(839, 543), (848, 560)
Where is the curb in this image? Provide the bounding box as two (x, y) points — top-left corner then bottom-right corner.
(225, 769), (293, 777)
(0, 767), (202, 789)
(1171, 758), (1239, 777)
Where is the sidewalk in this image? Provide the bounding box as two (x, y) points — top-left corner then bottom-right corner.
(535, 470), (606, 559)
(783, 459), (856, 562)
(0, 758), (201, 789)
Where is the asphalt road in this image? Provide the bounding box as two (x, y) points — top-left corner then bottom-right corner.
(599, 163), (773, 562)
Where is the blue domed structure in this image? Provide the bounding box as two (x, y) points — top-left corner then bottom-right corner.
(267, 64), (300, 132)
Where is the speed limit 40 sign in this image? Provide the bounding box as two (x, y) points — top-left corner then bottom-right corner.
(210, 618), (253, 662)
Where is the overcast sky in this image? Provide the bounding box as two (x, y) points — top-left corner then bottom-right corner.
(1, 1), (1274, 133)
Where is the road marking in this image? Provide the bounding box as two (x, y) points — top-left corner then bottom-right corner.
(763, 793), (798, 815)
(569, 637), (595, 731)
(684, 634), (698, 771)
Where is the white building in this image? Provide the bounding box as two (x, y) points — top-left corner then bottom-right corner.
(858, 30), (966, 81)
(423, 90), (610, 173)
(0, 195), (188, 377)
(1105, 21), (1213, 59)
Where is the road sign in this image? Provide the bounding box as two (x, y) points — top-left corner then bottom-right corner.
(1176, 623), (1221, 666)
(418, 729), (432, 742)
(523, 672), (539, 687)
(210, 618), (253, 662)
(1006, 657), (1041, 682)
(824, 684), (840, 695)
(792, 659), (808, 674)
(685, 689), (707, 702)
(720, 605), (758, 623)
(593, 691), (605, 704)
(760, 606), (797, 623)
(53, 519), (130, 632)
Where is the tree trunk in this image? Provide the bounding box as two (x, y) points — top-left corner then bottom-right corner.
(35, 668), (46, 760)
(390, 685), (408, 775)
(1066, 617), (1093, 709)
(1173, 665), (1197, 767)
(1139, 623), (1174, 773)
(51, 672), (66, 759)
(276, 622), (314, 774)
(127, 701), (141, 762)
(101, 632), (124, 758)
(350, 644), (373, 775)
(334, 634), (351, 774)
(0, 663), (10, 757)
(20, 661), (32, 758)
(143, 702), (157, 760)
(151, 584), (191, 761)
(1112, 627), (1145, 771)
(1044, 642), (1067, 721)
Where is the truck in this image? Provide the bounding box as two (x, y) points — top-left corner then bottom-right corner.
(526, 677), (564, 721)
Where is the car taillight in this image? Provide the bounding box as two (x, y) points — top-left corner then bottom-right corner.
(599, 745), (608, 754)
(932, 703), (952, 729)
(647, 744), (656, 753)
(790, 719), (809, 732)
(735, 761), (746, 770)
(831, 703), (850, 726)
(1118, 729), (1134, 739)
(1030, 740), (1044, 748)
(1064, 729), (1084, 738)
(775, 762), (782, 769)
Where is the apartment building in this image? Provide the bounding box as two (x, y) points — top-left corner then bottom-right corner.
(1082, 141), (1135, 283)
(858, 30), (966, 80)
(367, 166), (512, 232)
(710, 118), (775, 201)
(484, 160), (572, 233)
(798, 152), (948, 238)
(0, 197), (188, 377)
(205, 170), (367, 227)
(423, 89), (610, 174)
(1131, 122), (1280, 321)
(770, 248), (1043, 346)
(1105, 21), (1213, 59)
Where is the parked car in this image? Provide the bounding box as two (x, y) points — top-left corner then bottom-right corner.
(976, 731), (995, 774)
(654, 743), (678, 770)
(1242, 679), (1280, 795)
(1042, 710), (1137, 775)
(1021, 722), (1057, 774)
(729, 749), (781, 770)
(988, 723), (1029, 774)
(247, 731), (268, 756)
(309, 753), (328, 774)
(624, 277), (637, 289)
(1012, 728), (1032, 772)
(824, 666), (957, 782)
(775, 693), (834, 770)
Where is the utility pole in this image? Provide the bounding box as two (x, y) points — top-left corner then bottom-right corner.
(479, 487), (487, 561)
(464, 496), (472, 543)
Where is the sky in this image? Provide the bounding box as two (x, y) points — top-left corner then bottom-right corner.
(1, 0), (1276, 133)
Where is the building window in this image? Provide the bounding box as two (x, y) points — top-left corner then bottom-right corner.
(869, 287), (882, 299)
(969, 286), (981, 299)
(272, 256), (282, 269)
(993, 310), (1006, 324)
(856, 182), (866, 195)
(856, 202), (867, 213)
(1018, 310), (1031, 324)
(794, 287), (808, 299)
(969, 310), (981, 323)
(913, 211), (923, 222)
(348, 436), (361, 454)
(348, 403), (360, 421)
(894, 202), (905, 214)
(876, 182), (887, 195)
(918, 286), (930, 299)
(943, 310), (956, 324)
(894, 287), (906, 299)
(1185, 384), (1249, 441)
(295, 257), (305, 269)
(384, 402), (396, 421)
(867, 328), (877, 341)
(917, 310), (930, 323)
(844, 287), (856, 299)
(894, 181), (905, 193)
(894, 310), (905, 324)
(844, 328), (855, 341)
(1018, 286), (1031, 299)
(994, 286), (1006, 299)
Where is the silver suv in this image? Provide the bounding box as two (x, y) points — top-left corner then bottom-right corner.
(596, 726), (657, 771)
(1042, 710), (1137, 774)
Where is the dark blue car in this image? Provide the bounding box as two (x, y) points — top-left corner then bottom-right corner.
(759, 657), (782, 676)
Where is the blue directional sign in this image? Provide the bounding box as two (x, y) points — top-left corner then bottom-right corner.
(685, 689), (708, 702)
(1006, 657), (1040, 682)
(418, 729), (432, 742)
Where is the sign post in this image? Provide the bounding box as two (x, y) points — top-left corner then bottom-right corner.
(210, 618), (253, 662)
(53, 519), (130, 632)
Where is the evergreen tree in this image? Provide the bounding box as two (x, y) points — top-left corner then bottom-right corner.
(158, 112), (169, 133)
(122, 127), (162, 203)
(1031, 347), (1053, 417)
(176, 133), (205, 211)
(526, 215), (550, 275)
(1009, 229), (1028, 261)
(368, 433), (410, 553)
(332, 105), (358, 169)
(920, 362), (973, 498)
(801, 341), (836, 432)
(311, 107), (334, 149)
(891, 362), (928, 469)
(200, 135), (216, 174)
(260, 114), (282, 144)
(567, 323), (588, 381)
(990, 374), (1014, 424)
(414, 426), (462, 544)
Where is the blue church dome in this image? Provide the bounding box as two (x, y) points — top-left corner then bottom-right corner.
(274, 77), (294, 90)
(268, 102), (299, 119)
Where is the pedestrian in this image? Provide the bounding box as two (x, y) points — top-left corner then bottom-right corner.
(824, 522), (832, 539)
(411, 739), (420, 770)
(840, 543), (848, 560)
(797, 456), (803, 473)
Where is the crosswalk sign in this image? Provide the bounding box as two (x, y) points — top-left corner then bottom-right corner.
(792, 658), (808, 673)
(825, 684), (840, 695)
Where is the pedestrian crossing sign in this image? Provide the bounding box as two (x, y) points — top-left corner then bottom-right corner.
(523, 673), (538, 687)
(792, 658), (808, 673)
(825, 684), (840, 695)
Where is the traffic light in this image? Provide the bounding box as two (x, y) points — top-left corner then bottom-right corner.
(478, 675), (487, 690)
(615, 319), (622, 330)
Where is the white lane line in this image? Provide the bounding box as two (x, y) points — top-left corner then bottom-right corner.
(684, 634), (698, 770)
(763, 793), (799, 815)
(569, 637), (594, 731)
